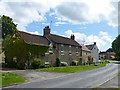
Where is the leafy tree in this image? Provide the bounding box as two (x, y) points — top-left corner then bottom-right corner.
(4, 33), (28, 69)
(1, 15), (17, 39)
(112, 35), (120, 60)
(2, 15), (49, 69)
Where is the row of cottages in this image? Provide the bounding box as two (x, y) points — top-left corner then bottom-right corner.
(43, 26), (82, 65)
(18, 26), (82, 66)
(17, 26), (99, 66)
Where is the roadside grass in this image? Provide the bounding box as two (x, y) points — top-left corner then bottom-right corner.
(101, 59), (118, 62)
(91, 88), (120, 90)
(0, 73), (2, 87)
(1, 72), (26, 87)
(36, 63), (107, 73)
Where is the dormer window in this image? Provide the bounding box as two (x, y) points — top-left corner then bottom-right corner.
(49, 43), (53, 54)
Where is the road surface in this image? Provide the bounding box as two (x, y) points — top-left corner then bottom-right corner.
(3, 62), (119, 88)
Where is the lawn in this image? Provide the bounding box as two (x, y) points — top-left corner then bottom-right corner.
(1, 72), (26, 87)
(36, 63), (107, 73)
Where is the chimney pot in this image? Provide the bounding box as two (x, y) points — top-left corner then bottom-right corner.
(71, 34), (75, 40)
(44, 26), (50, 36)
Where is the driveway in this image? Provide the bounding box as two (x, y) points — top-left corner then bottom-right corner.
(12, 70), (70, 82)
(1, 69), (69, 83)
(3, 62), (119, 88)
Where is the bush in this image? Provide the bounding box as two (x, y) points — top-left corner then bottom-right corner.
(56, 58), (61, 67)
(17, 61), (27, 70)
(5, 59), (17, 68)
(40, 65), (46, 68)
(72, 60), (78, 66)
(31, 58), (42, 69)
(61, 62), (68, 66)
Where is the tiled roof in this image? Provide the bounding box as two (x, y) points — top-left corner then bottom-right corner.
(106, 48), (113, 52)
(46, 34), (81, 47)
(18, 31), (50, 46)
(99, 51), (106, 54)
(81, 44), (91, 52)
(86, 44), (94, 50)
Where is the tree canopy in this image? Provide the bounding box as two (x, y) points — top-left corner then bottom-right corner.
(112, 35), (120, 60)
(1, 15), (17, 39)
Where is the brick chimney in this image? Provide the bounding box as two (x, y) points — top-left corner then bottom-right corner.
(43, 26), (50, 36)
(70, 34), (75, 40)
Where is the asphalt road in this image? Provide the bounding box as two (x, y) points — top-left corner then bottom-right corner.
(3, 62), (119, 88)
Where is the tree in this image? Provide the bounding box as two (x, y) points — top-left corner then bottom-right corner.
(112, 35), (120, 60)
(1, 15), (17, 39)
(2, 15), (49, 69)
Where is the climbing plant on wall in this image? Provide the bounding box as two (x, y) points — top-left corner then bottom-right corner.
(4, 31), (49, 69)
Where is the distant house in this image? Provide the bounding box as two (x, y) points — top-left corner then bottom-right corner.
(43, 26), (82, 65)
(99, 48), (116, 60)
(81, 44), (91, 64)
(106, 48), (116, 60)
(99, 51), (106, 60)
(86, 42), (99, 62)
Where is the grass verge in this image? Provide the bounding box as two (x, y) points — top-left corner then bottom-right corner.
(36, 63), (107, 73)
(1, 72), (26, 87)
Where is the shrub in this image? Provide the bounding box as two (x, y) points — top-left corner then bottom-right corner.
(72, 60), (78, 66)
(40, 65), (46, 68)
(56, 58), (61, 67)
(31, 58), (42, 69)
(61, 62), (68, 66)
(5, 58), (17, 68)
(17, 61), (27, 70)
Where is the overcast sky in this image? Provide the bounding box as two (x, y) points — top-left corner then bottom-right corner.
(0, 0), (119, 51)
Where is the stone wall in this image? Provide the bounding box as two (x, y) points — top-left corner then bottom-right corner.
(45, 43), (82, 66)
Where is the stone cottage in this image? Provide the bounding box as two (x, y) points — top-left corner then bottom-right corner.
(81, 44), (91, 64)
(43, 26), (82, 65)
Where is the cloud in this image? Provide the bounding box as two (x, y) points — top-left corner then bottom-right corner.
(54, 0), (118, 27)
(55, 21), (67, 26)
(0, 0), (118, 32)
(0, 0), (49, 31)
(27, 31), (40, 35)
(99, 31), (112, 42)
(65, 30), (113, 51)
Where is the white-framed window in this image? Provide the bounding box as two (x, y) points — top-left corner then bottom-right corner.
(76, 47), (78, 54)
(61, 44), (64, 52)
(60, 44), (64, 56)
(49, 43), (53, 54)
(69, 45), (72, 54)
